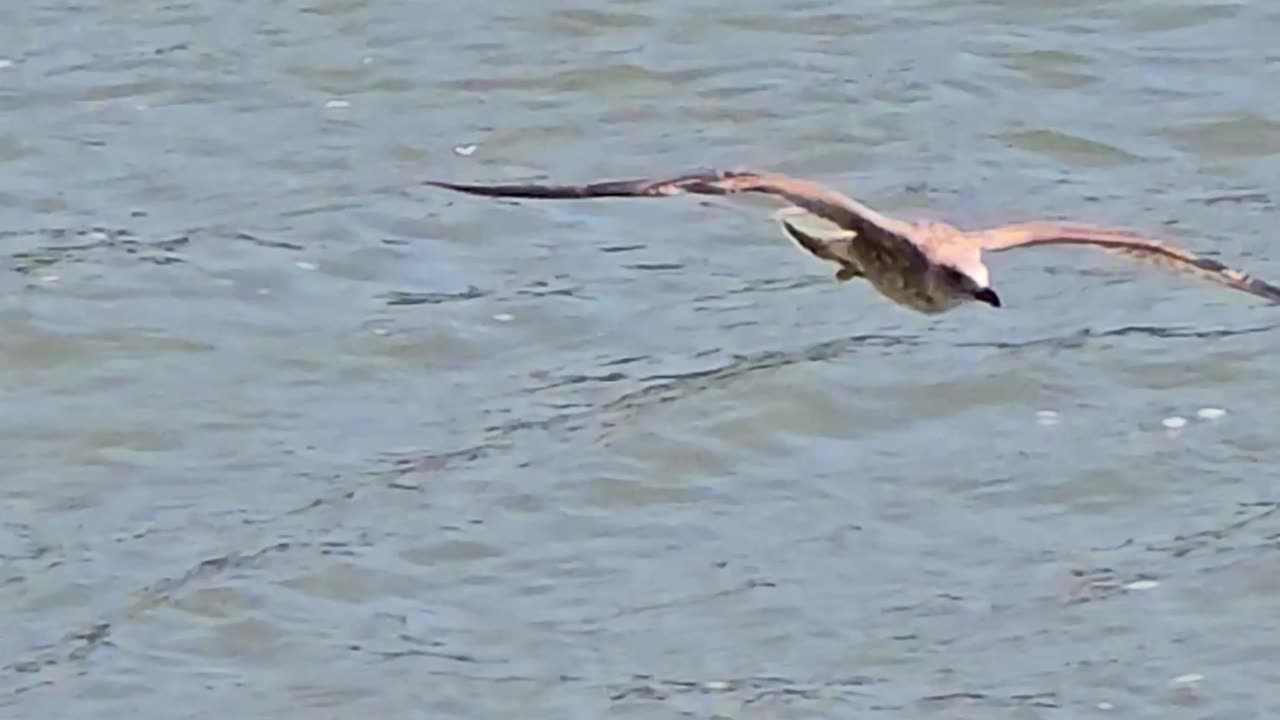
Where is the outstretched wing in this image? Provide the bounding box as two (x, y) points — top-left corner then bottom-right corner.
(969, 220), (1280, 303)
(422, 171), (738, 199)
(425, 168), (928, 271)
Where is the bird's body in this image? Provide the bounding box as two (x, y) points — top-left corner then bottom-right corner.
(424, 169), (1280, 314)
(824, 217), (989, 314)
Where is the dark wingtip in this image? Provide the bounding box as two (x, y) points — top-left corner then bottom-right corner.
(421, 179), (489, 194)
(419, 179), (592, 199)
(973, 287), (1002, 308)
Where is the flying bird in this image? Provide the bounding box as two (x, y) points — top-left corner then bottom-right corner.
(424, 169), (1280, 315)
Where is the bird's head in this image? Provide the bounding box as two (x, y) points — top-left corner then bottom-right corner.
(933, 249), (1000, 308)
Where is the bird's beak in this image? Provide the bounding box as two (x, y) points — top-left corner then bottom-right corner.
(973, 287), (1002, 308)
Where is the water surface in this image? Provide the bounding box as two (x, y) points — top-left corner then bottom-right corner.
(2, 1), (1279, 717)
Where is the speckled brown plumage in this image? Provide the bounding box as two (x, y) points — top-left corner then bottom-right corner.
(425, 169), (1280, 314)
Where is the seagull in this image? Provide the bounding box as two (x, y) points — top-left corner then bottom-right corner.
(423, 169), (1280, 314)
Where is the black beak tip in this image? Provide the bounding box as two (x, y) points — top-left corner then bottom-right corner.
(973, 287), (1002, 308)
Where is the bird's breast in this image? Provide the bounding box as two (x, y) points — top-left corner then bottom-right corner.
(855, 255), (964, 314)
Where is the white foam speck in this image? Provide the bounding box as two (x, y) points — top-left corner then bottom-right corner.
(1035, 410), (1060, 426)
(1170, 673), (1204, 686)
(0, 59), (13, 69)
(325, 99), (350, 109)
(1125, 579), (1159, 591)
(702, 681), (730, 691)
(1196, 407), (1227, 421)
(492, 313), (514, 322)
(453, 144), (478, 156)
(389, 472), (427, 490)
(1097, 702), (1114, 710)
(39, 274), (59, 283)
(372, 328), (389, 336)
(294, 261), (317, 271)
(1161, 416), (1187, 430)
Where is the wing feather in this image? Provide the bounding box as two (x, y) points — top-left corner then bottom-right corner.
(425, 168), (928, 270)
(422, 171), (731, 199)
(971, 221), (1280, 303)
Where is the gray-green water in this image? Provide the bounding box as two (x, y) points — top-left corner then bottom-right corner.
(3, 1), (1279, 718)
